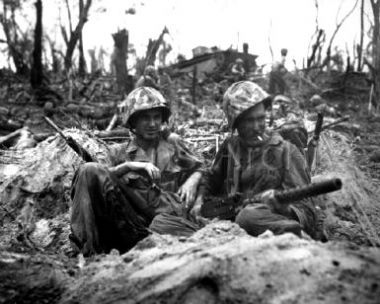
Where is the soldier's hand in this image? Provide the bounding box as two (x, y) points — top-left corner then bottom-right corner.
(260, 189), (291, 216)
(177, 181), (197, 210)
(109, 161), (160, 180)
(177, 172), (202, 210)
(141, 163), (161, 181)
(189, 195), (210, 226)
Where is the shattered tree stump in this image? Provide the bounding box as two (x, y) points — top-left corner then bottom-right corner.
(0, 129), (111, 251)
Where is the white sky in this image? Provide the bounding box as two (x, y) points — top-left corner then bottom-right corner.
(0, 0), (370, 70)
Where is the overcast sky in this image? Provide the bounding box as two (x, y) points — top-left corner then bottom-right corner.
(0, 0), (370, 70)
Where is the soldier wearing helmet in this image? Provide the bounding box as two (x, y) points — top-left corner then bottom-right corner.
(230, 58), (246, 82)
(192, 81), (318, 239)
(135, 65), (160, 90)
(70, 87), (203, 256)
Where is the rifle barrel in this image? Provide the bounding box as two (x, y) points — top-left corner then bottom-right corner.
(43, 116), (67, 140)
(307, 116), (349, 135)
(274, 178), (342, 203)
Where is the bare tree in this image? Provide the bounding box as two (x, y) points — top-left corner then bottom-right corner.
(357, 0), (365, 71)
(0, 0), (31, 76)
(307, 29), (325, 69)
(323, 0), (359, 70)
(78, 0), (86, 76)
(46, 36), (62, 73)
(60, 0), (92, 71)
(366, 0), (380, 112)
(306, 0), (326, 69)
(31, 0), (43, 88)
(88, 48), (96, 73)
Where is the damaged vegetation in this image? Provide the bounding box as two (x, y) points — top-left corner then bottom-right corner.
(1, 0), (380, 303)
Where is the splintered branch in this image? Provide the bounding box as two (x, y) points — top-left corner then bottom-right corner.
(323, 0), (360, 69)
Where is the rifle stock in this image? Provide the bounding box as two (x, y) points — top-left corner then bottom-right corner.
(313, 113), (324, 141)
(200, 178), (342, 220)
(306, 113), (324, 169)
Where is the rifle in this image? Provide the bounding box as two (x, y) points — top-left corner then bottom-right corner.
(43, 116), (95, 163)
(200, 178), (342, 220)
(306, 112), (324, 170)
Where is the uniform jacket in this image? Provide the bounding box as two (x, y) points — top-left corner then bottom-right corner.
(200, 132), (316, 234)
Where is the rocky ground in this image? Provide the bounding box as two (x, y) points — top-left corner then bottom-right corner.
(0, 70), (380, 303)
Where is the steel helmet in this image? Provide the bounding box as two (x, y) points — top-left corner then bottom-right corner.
(145, 65), (157, 78)
(119, 86), (171, 128)
(235, 58), (244, 64)
(223, 81), (271, 130)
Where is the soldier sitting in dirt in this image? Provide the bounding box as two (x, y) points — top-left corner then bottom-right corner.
(135, 65), (160, 90)
(191, 81), (318, 238)
(70, 87), (203, 256)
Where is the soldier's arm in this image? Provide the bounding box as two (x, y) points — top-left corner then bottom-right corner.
(198, 139), (229, 197)
(107, 142), (161, 180)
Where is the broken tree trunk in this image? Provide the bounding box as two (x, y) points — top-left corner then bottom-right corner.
(0, 3), (30, 76)
(145, 27), (169, 66)
(111, 29), (133, 96)
(31, 0), (43, 89)
(368, 0), (380, 112)
(357, 0), (365, 71)
(64, 0), (92, 71)
(307, 29), (325, 69)
(78, 0), (87, 77)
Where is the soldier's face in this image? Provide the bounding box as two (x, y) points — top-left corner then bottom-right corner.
(236, 103), (266, 145)
(134, 109), (163, 141)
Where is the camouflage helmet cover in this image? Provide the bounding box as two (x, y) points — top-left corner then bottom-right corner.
(119, 86), (171, 128)
(223, 81), (271, 129)
(144, 65), (157, 78)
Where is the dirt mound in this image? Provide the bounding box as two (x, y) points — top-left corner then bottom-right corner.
(2, 222), (378, 304)
(58, 222), (380, 304)
(314, 130), (380, 246)
(0, 251), (69, 304)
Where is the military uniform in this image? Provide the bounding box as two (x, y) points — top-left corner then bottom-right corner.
(200, 132), (316, 237)
(231, 58), (246, 82)
(135, 65), (160, 90)
(70, 87), (202, 256)
(268, 61), (287, 95)
(199, 81), (317, 238)
(135, 75), (159, 90)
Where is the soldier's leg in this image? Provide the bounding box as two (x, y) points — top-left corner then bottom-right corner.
(70, 162), (148, 256)
(235, 204), (302, 237)
(149, 213), (201, 237)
